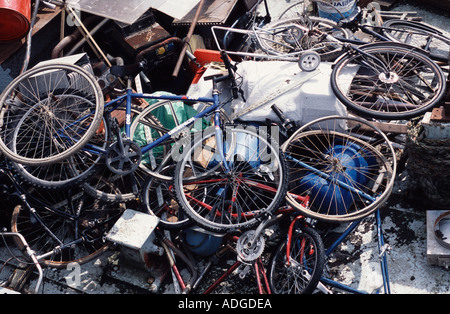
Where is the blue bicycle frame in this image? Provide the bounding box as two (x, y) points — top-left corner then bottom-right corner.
(320, 209), (391, 294)
(87, 73), (233, 173)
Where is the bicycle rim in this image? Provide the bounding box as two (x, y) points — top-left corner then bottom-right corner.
(11, 187), (124, 268)
(282, 116), (396, 222)
(0, 63), (104, 166)
(331, 43), (446, 120)
(10, 116), (109, 189)
(174, 125), (288, 233)
(269, 226), (325, 294)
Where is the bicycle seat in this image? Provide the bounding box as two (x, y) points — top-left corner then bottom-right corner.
(109, 62), (146, 78)
(338, 6), (362, 27)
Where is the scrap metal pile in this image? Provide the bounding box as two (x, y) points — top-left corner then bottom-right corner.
(0, 0), (449, 294)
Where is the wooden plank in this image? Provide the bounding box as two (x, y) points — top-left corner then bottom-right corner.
(348, 117), (408, 134)
(0, 7), (62, 64)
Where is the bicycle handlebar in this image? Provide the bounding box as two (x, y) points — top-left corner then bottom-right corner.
(0, 231), (43, 294)
(220, 50), (240, 99)
(220, 50), (247, 100)
(202, 50), (245, 101)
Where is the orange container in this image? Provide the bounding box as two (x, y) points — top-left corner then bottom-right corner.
(190, 49), (230, 84)
(0, 0), (31, 42)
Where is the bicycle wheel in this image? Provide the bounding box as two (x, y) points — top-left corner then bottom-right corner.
(268, 224), (325, 294)
(331, 42), (447, 120)
(382, 19), (450, 62)
(130, 99), (231, 181)
(142, 164), (192, 230)
(11, 186), (124, 268)
(10, 116), (109, 189)
(260, 16), (350, 61)
(174, 124), (288, 233)
(0, 63), (104, 166)
(278, 1), (306, 20)
(282, 116), (396, 222)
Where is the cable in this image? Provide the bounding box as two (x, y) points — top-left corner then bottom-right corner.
(21, 0), (41, 74)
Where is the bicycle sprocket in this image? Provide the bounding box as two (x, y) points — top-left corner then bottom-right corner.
(236, 230), (265, 262)
(106, 139), (142, 175)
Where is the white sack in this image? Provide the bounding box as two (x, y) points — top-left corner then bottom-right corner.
(230, 61), (348, 125)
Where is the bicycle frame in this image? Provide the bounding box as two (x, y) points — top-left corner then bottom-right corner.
(86, 73), (233, 174)
(283, 208), (390, 294)
(196, 232), (271, 294)
(201, 256), (271, 294)
(319, 209), (390, 294)
(212, 25), (310, 62)
(104, 90), (218, 154)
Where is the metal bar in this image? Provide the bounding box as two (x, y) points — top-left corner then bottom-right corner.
(203, 261), (241, 294)
(376, 209), (391, 294)
(325, 220), (362, 257)
(173, 0), (206, 78)
(66, 5), (112, 67)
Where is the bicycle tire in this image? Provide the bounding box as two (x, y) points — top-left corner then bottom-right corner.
(0, 63), (104, 166)
(282, 116), (396, 222)
(174, 124), (288, 233)
(10, 116), (109, 189)
(330, 42), (447, 120)
(382, 19), (450, 62)
(268, 225), (325, 294)
(142, 164), (192, 230)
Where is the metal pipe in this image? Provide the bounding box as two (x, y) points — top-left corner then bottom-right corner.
(135, 37), (183, 62)
(1, 232), (43, 294)
(66, 18), (110, 56)
(161, 237), (198, 293)
(172, 0), (206, 78)
(51, 15), (107, 59)
(21, 0), (40, 73)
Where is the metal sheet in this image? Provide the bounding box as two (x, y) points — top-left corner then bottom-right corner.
(173, 0), (239, 26)
(69, 0), (200, 24)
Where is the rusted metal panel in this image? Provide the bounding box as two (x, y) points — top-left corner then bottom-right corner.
(431, 103), (450, 122)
